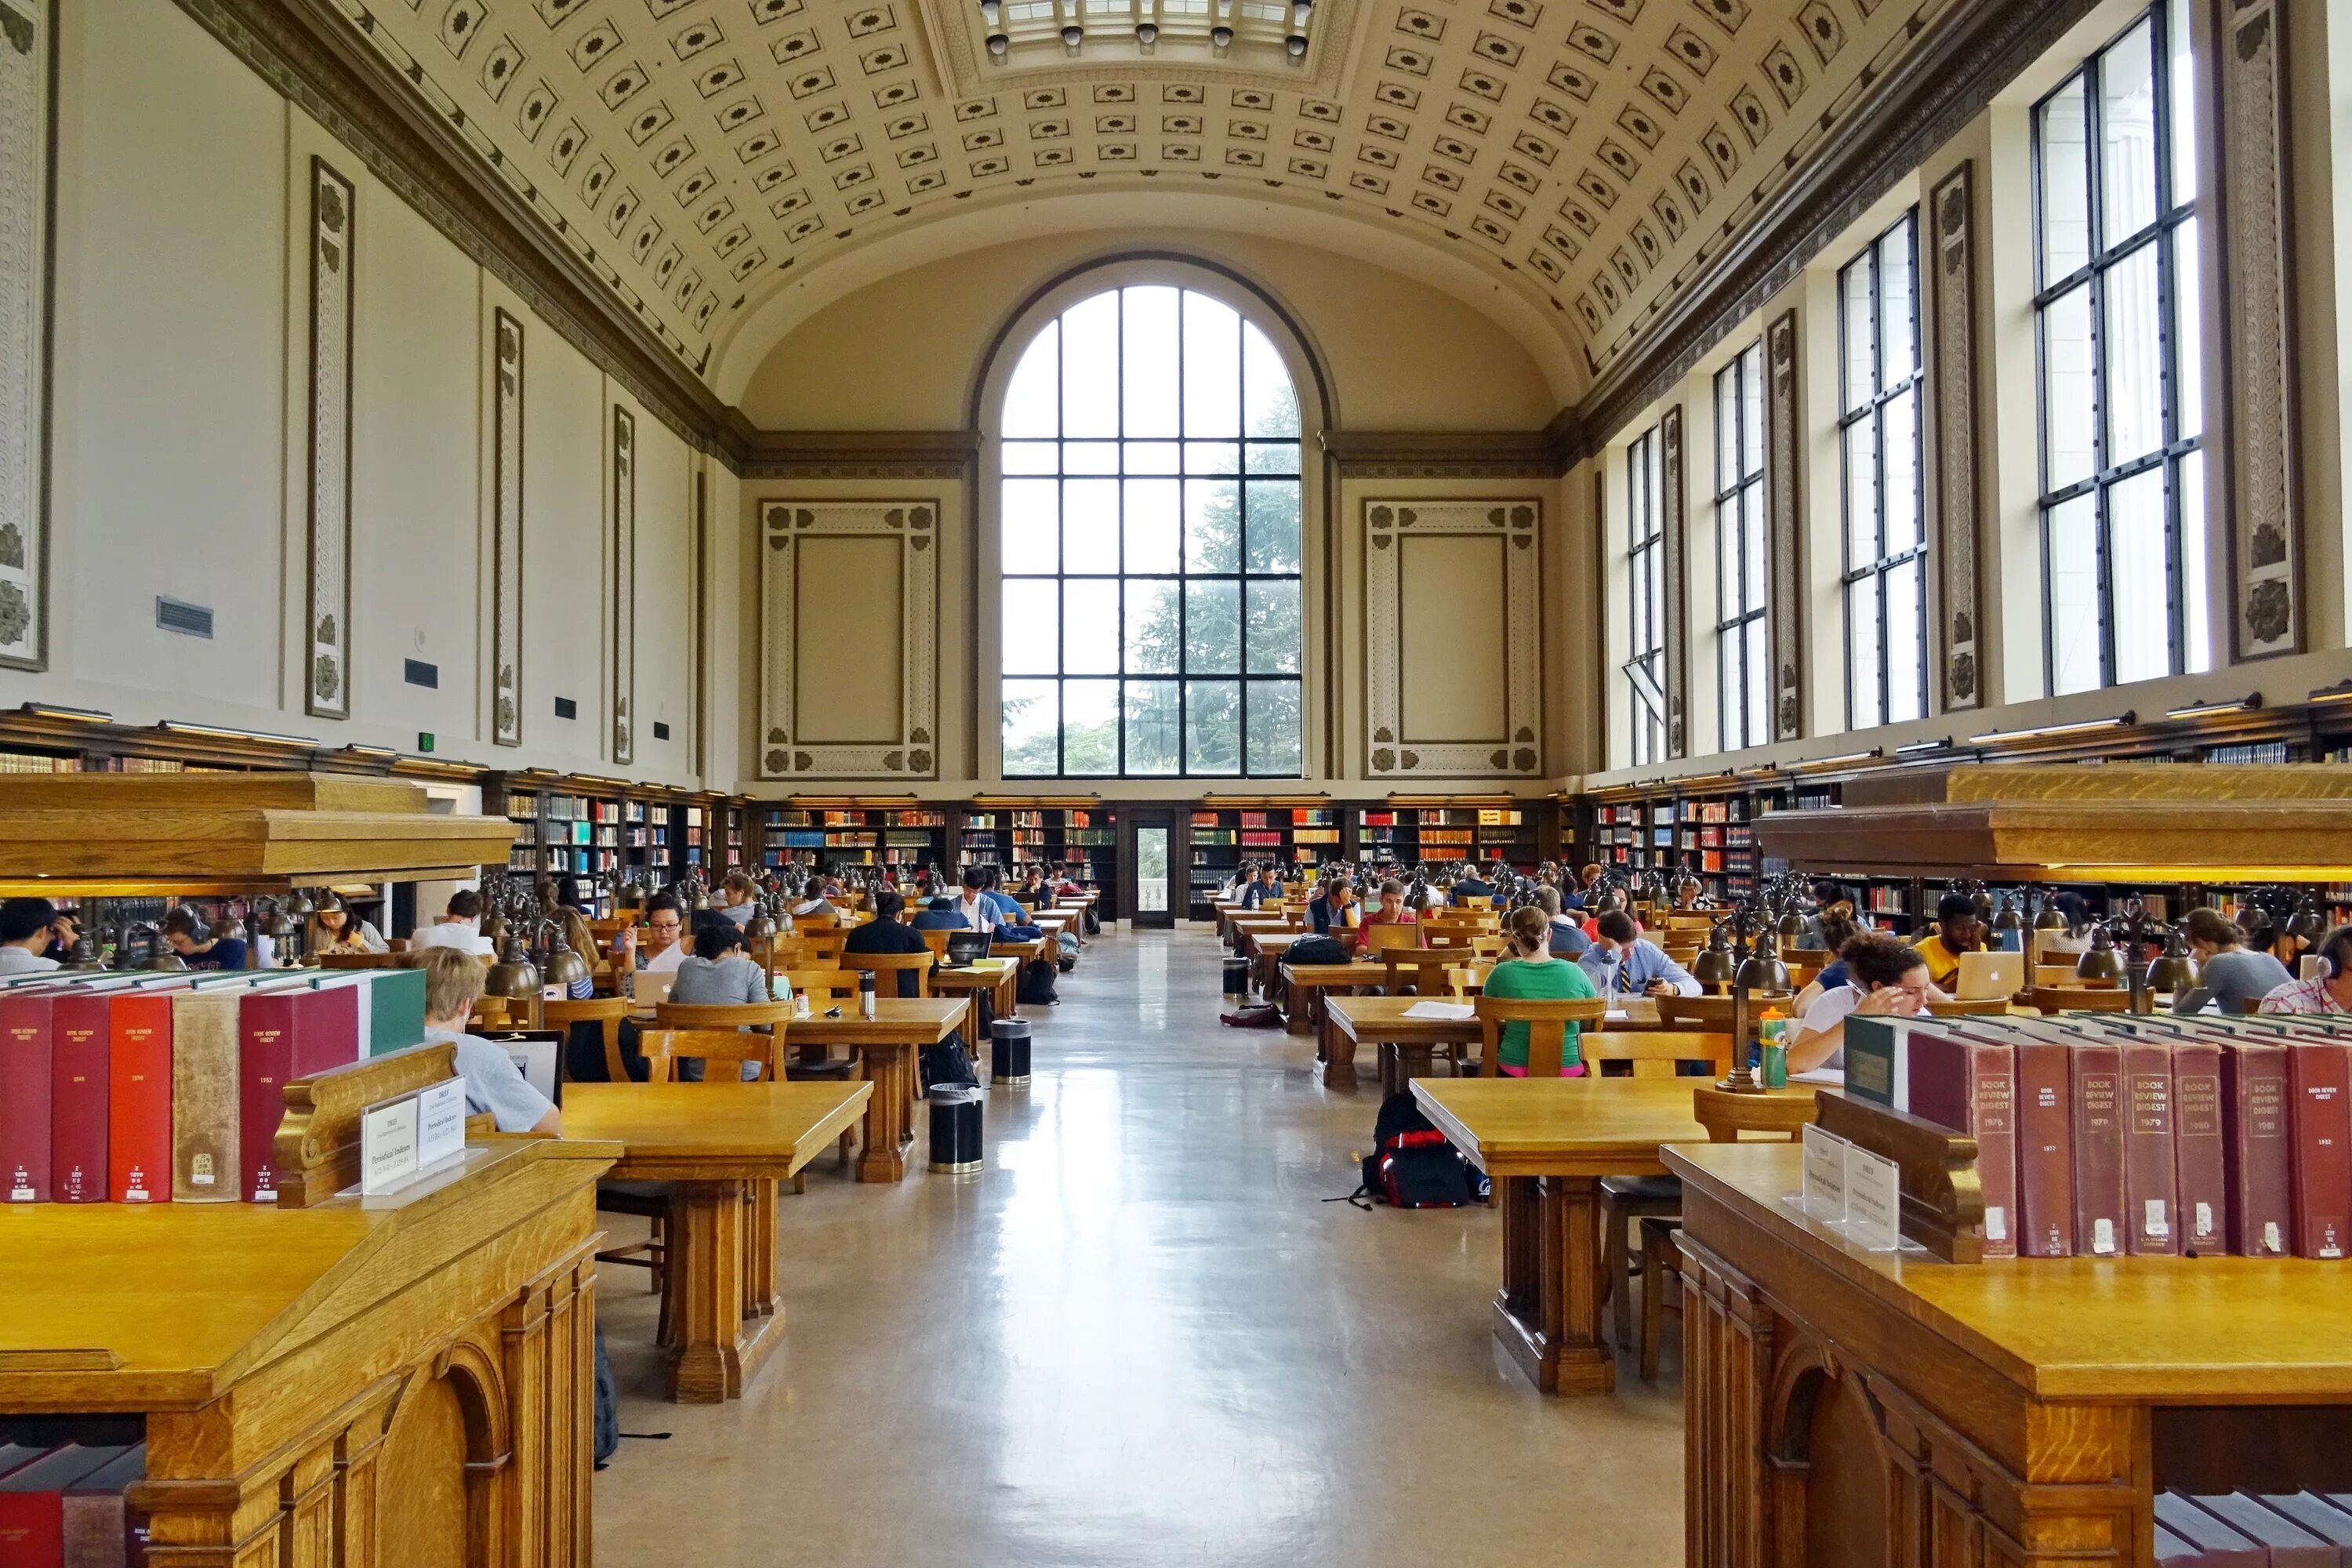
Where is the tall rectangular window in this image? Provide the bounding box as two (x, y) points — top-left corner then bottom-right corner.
(1714, 343), (1767, 753)
(2034, 0), (2205, 696)
(1624, 426), (1665, 767)
(1838, 211), (1927, 731)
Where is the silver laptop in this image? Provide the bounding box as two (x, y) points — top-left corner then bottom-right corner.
(1956, 949), (2024, 1001)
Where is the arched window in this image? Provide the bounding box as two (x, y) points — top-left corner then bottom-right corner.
(996, 285), (1305, 778)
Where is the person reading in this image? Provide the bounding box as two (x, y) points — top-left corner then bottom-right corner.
(163, 907), (248, 971)
(715, 871), (760, 927)
(2259, 925), (2352, 1016)
(0, 897), (71, 975)
(410, 888), (492, 954)
(1786, 933), (1933, 1074)
(2177, 907), (2293, 1014)
(1911, 892), (1984, 991)
(1484, 906), (1600, 1077)
(844, 888), (931, 996)
(412, 946), (561, 1133)
(309, 892), (388, 955)
(1535, 886), (1590, 957)
(1578, 910), (1698, 998)
(669, 917), (779, 1081)
(1359, 880), (1418, 948)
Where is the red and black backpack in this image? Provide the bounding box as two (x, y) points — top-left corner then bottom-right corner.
(1352, 1092), (1486, 1208)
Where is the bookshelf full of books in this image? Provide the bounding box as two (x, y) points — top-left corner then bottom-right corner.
(1356, 805), (1537, 869)
(1185, 805), (1340, 916)
(488, 782), (626, 913)
(982, 804), (1120, 916)
(882, 808), (951, 873)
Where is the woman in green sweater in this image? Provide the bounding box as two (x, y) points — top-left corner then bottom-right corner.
(1485, 905), (1599, 1077)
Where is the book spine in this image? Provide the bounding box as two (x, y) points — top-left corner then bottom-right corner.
(2014, 1040), (2074, 1257)
(2069, 1043), (2126, 1258)
(0, 996), (56, 1203)
(2170, 1042), (2227, 1254)
(238, 994), (298, 1203)
(2222, 1042), (2292, 1258)
(170, 995), (240, 1203)
(1907, 1032), (2018, 1260)
(2287, 1040), (2352, 1260)
(2121, 1041), (2179, 1255)
(107, 996), (172, 1204)
(49, 998), (109, 1205)
(0, 1493), (64, 1568)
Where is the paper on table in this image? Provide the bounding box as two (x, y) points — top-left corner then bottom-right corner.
(1604, 1009), (1630, 1022)
(1789, 1066), (1842, 1085)
(1401, 1000), (1477, 1021)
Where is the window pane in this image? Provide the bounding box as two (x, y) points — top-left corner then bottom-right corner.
(2168, 0), (2196, 204)
(1887, 556), (1924, 725)
(1245, 481), (1302, 573)
(1002, 579), (1058, 673)
(1643, 546), (1664, 659)
(1065, 441), (1119, 474)
(1185, 440), (1240, 475)
(2102, 241), (2165, 466)
(1123, 679), (1181, 774)
(1843, 416), (1878, 571)
(1003, 323), (1059, 437)
(2180, 448), (2210, 673)
(1062, 579), (1120, 673)
(1003, 440), (1058, 474)
(1242, 322), (1300, 437)
(1003, 478), (1058, 572)
(1126, 440), (1181, 474)
(1121, 285), (1181, 437)
(1718, 630), (1737, 753)
(1715, 497), (1737, 617)
(1879, 220), (1916, 385)
(1715, 368), (1737, 488)
(1849, 572), (1882, 731)
(1185, 680), (1240, 773)
(1743, 483), (1766, 619)
(2041, 283), (2096, 490)
(1181, 292), (1241, 437)
(1123, 478), (1181, 573)
(2046, 494), (2101, 695)
(2038, 75), (2091, 281)
(1629, 543), (1650, 652)
(2100, 20), (2160, 245)
(2173, 216), (2203, 441)
(1061, 292), (1120, 438)
(1244, 580), (1301, 673)
(1740, 347), (1765, 477)
(1062, 679), (1120, 774)
(1840, 252), (1875, 412)
(2108, 466), (2169, 684)
(1244, 441), (1299, 475)
(1001, 679), (1060, 773)
(1124, 579), (1181, 673)
(1185, 480), (1240, 572)
(1246, 681), (1302, 775)
(1883, 385), (1919, 556)
(1063, 479), (1120, 573)
(1185, 580), (1240, 672)
(1744, 617), (1768, 746)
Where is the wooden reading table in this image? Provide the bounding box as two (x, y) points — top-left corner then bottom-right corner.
(563, 1080), (871, 1403)
(786, 998), (971, 1181)
(929, 955), (1021, 1025)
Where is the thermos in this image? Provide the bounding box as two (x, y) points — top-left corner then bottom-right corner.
(858, 969), (877, 1020)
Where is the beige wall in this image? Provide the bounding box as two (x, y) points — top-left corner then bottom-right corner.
(6, 0), (712, 786)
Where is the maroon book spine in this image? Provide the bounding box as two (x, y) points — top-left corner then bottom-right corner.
(2286, 1040), (2352, 1260)
(2223, 1041), (2293, 1257)
(289, 986), (358, 1082)
(2121, 1040), (2180, 1255)
(49, 995), (110, 1204)
(2015, 1040), (2074, 1258)
(1907, 1030), (2017, 1260)
(237, 993), (298, 1203)
(0, 994), (57, 1203)
(2171, 1042), (2228, 1254)
(2069, 1042), (2126, 1258)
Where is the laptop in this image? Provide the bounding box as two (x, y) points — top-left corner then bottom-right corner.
(1955, 949), (2024, 1001)
(481, 1029), (564, 1102)
(633, 971), (677, 1011)
(945, 930), (993, 966)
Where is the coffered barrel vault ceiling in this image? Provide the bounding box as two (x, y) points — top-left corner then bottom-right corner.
(328, 0), (1956, 397)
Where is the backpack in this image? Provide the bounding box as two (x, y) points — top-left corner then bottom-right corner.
(1056, 931), (1080, 971)
(1218, 1004), (1283, 1029)
(1288, 936), (1352, 966)
(1018, 957), (1060, 1006)
(921, 1035), (978, 1093)
(1350, 1093), (1485, 1209)
(593, 1326), (619, 1468)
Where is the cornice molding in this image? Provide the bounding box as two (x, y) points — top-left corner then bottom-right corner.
(171, 0), (746, 470)
(1561, 0), (2107, 462)
(737, 430), (982, 481)
(1319, 429), (1575, 480)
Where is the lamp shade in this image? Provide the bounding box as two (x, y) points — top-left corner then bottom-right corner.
(2075, 926), (2126, 985)
(485, 930), (543, 1000)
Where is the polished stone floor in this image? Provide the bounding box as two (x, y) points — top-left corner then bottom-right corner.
(595, 924), (1684, 1567)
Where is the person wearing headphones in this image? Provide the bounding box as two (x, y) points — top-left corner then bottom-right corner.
(2259, 925), (2352, 1015)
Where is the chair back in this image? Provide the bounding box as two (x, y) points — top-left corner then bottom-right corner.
(654, 999), (796, 1032)
(1467, 934), (1508, 960)
(1472, 995), (1611, 1078)
(840, 950), (932, 997)
(544, 995), (633, 1083)
(1579, 1029), (1733, 1079)
(2028, 985), (2134, 1014)
(1359, 921), (1425, 956)
(1384, 948), (1474, 998)
(782, 969), (862, 1004)
(1656, 993), (1794, 1037)
(2034, 963), (2097, 989)
(1421, 925), (1483, 950)
(1925, 996), (2014, 1017)
(470, 995), (520, 1029)
(793, 930), (848, 966)
(1691, 1084), (1817, 1142)
(318, 950), (395, 969)
(1664, 914), (1715, 935)
(637, 1028), (779, 1083)
(919, 928), (956, 960)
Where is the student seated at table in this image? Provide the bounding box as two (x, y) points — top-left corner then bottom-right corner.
(669, 917), (778, 1081)
(845, 888), (931, 996)
(714, 870), (760, 927)
(1579, 909), (1700, 999)
(310, 892), (390, 956)
(1535, 886), (1591, 957)
(912, 893), (969, 931)
(164, 906), (249, 971)
(1787, 932), (1933, 1074)
(949, 868), (1000, 936)
(410, 888), (493, 955)
(982, 868), (1045, 942)
(1359, 880), (1418, 949)
(0, 897), (71, 975)
(1911, 892), (1984, 992)
(2259, 925), (2352, 1016)
(1790, 902), (1867, 1011)
(2180, 907), (2296, 1014)
(1308, 874), (1363, 942)
(1449, 862), (1497, 906)
(1018, 866), (1054, 907)
(1240, 863), (1279, 909)
(789, 876), (837, 922)
(1485, 906), (1602, 1078)
(412, 946), (561, 1133)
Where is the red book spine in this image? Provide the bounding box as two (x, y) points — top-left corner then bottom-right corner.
(0, 995), (56, 1203)
(48, 996), (109, 1204)
(2170, 1042), (2227, 1254)
(2069, 1043), (2126, 1258)
(238, 993), (298, 1203)
(2014, 1040), (2074, 1258)
(290, 985), (359, 1082)
(1906, 1030), (2017, 1260)
(2222, 1041), (2292, 1258)
(2287, 1040), (2352, 1260)
(2121, 1041), (2179, 1255)
(0, 1490), (64, 1567)
(107, 995), (173, 1204)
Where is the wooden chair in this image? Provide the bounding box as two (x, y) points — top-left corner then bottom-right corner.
(1466, 934), (1508, 960)
(470, 995), (518, 1029)
(1664, 915), (1715, 936)
(782, 969), (862, 1005)
(793, 930), (849, 967)
(1579, 1029), (1733, 1079)
(545, 995), (634, 1083)
(1637, 1217), (1682, 1382)
(840, 950), (932, 998)
(1384, 947), (1474, 1000)
(1655, 993), (1795, 1035)
(1692, 1084), (1818, 1143)
(637, 1028), (779, 1083)
(2034, 963), (2100, 989)
(1471, 996), (1611, 1078)
(2029, 985), (2134, 1014)
(1421, 925), (1483, 950)
(1359, 921), (1426, 956)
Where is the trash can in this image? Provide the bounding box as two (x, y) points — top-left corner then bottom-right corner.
(1221, 956), (1253, 1003)
(989, 1018), (1033, 1087)
(927, 1088), (984, 1174)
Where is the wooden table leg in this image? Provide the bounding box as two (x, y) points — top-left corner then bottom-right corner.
(1393, 1043), (1436, 1094)
(1284, 977), (1312, 1034)
(667, 1179), (784, 1403)
(1491, 1173), (1613, 1396)
(855, 1043), (916, 1182)
(744, 1178), (779, 1323)
(1322, 1020), (1359, 1090)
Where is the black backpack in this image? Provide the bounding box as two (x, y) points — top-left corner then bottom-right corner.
(1349, 1093), (1485, 1209)
(1018, 956), (1060, 1006)
(1288, 935), (1352, 966)
(921, 1034), (978, 1093)
(593, 1326), (619, 1468)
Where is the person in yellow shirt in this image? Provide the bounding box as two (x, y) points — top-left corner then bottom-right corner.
(1910, 892), (1985, 990)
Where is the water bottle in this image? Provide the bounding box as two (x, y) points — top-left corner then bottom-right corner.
(858, 969), (877, 1020)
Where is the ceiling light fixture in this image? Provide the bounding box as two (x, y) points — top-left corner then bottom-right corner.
(2309, 678), (2352, 706)
(1134, 19), (1156, 45)
(1291, 0), (1311, 25)
(1061, 21), (1082, 50)
(155, 719), (320, 748)
(1786, 748), (1882, 773)
(1285, 31), (1307, 56)
(1210, 22), (1233, 49)
(978, 0), (1001, 23)
(16, 702), (112, 724)
(2164, 693), (2262, 720)
(985, 28), (1009, 55)
(1967, 711), (2136, 745)
(1893, 736), (1952, 755)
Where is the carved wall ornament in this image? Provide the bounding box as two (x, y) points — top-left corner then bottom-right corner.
(611, 405), (636, 764)
(1764, 308), (1802, 740)
(305, 156), (356, 718)
(1363, 497), (1543, 778)
(1659, 405), (1690, 757)
(1930, 162), (1982, 710)
(491, 308), (524, 746)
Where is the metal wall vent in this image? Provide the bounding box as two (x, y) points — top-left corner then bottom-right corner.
(155, 597), (213, 638)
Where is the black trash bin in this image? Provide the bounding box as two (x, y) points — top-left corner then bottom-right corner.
(990, 1018), (1033, 1087)
(927, 1087), (984, 1174)
(1221, 956), (1253, 1003)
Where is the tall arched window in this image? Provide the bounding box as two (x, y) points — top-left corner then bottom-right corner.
(997, 285), (1305, 778)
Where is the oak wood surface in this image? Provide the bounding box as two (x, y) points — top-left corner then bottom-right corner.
(561, 1083), (871, 1181)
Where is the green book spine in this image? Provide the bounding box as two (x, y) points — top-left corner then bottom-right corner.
(1842, 1014), (1911, 1111)
(366, 969), (428, 1056)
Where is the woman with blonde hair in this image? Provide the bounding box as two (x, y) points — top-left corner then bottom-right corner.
(1483, 903), (1600, 1078)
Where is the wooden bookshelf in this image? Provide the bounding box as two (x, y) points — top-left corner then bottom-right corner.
(1187, 803), (1340, 916)
(1355, 801), (1540, 871)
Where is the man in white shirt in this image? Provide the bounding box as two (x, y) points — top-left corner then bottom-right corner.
(630, 895), (690, 975)
(953, 868), (999, 937)
(409, 888), (494, 955)
(0, 898), (71, 975)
